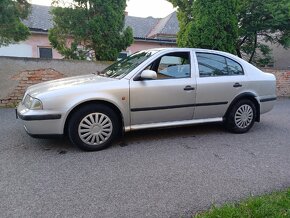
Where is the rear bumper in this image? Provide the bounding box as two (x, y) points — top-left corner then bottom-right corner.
(259, 96), (277, 114)
(17, 103), (65, 135)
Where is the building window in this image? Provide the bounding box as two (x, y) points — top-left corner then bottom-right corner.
(117, 51), (129, 60)
(39, 47), (53, 59)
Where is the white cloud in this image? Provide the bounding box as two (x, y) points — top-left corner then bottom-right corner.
(126, 0), (175, 18)
(29, 0), (175, 18)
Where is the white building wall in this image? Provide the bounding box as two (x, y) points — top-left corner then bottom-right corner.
(0, 43), (33, 57)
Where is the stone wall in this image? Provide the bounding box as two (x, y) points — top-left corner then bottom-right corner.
(0, 57), (289, 107)
(4, 69), (65, 106)
(263, 68), (290, 97)
(0, 57), (111, 107)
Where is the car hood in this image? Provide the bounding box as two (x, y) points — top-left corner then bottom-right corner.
(27, 74), (116, 97)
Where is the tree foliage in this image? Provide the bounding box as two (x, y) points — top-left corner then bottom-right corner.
(168, 0), (290, 64)
(237, 0), (290, 64)
(0, 0), (31, 46)
(169, 0), (239, 54)
(49, 0), (133, 61)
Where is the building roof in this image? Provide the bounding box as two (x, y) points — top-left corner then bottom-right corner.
(23, 4), (53, 31)
(147, 12), (178, 38)
(160, 12), (179, 35)
(23, 4), (179, 40)
(125, 16), (159, 38)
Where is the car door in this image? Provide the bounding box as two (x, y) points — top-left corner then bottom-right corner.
(129, 51), (197, 125)
(193, 52), (247, 119)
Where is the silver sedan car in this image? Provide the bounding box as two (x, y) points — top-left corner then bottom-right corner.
(17, 48), (276, 151)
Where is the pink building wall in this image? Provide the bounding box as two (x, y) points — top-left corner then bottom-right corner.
(25, 33), (63, 59)
(1, 33), (176, 59)
(127, 40), (176, 54)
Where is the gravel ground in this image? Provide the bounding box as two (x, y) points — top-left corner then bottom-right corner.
(1, 98), (290, 217)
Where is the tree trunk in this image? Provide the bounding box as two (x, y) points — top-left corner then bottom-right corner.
(236, 48), (242, 58)
(236, 35), (248, 59)
(249, 33), (257, 63)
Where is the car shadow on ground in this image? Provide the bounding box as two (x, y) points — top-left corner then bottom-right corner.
(115, 122), (225, 148)
(23, 122), (225, 153)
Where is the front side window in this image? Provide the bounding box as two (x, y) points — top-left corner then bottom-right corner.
(145, 52), (191, 79)
(196, 53), (244, 77)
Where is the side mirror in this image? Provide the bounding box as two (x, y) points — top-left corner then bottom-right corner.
(140, 70), (157, 80)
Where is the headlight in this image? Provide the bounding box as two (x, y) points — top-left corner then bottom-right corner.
(23, 94), (43, 110)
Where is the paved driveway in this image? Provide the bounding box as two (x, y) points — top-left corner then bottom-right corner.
(1, 98), (290, 217)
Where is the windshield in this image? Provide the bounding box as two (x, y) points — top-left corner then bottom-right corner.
(99, 50), (158, 79)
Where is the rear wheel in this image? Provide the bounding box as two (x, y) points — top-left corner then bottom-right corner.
(68, 104), (120, 151)
(225, 99), (256, 133)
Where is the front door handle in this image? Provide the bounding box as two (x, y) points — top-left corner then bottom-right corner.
(233, 82), (242, 88)
(184, 85), (195, 91)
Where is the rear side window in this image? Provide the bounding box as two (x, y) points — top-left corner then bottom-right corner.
(226, 58), (244, 75)
(196, 53), (244, 77)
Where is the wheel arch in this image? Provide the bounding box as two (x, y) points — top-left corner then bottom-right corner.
(224, 92), (260, 122)
(63, 100), (124, 136)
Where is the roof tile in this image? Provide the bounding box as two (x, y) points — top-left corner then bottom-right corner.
(23, 4), (179, 39)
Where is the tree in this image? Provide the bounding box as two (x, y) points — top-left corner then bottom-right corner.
(49, 0), (133, 61)
(0, 0), (31, 46)
(168, 0), (290, 64)
(237, 0), (290, 64)
(169, 0), (239, 54)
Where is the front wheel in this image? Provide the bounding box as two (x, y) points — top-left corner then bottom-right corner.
(68, 104), (120, 151)
(225, 99), (256, 133)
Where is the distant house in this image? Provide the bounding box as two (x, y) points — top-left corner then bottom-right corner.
(0, 4), (177, 60)
(0, 4), (289, 69)
(125, 11), (178, 55)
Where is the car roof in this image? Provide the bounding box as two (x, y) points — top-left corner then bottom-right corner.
(143, 47), (240, 60)
(145, 47), (231, 55)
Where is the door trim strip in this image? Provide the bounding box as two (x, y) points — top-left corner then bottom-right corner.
(131, 101), (228, 112)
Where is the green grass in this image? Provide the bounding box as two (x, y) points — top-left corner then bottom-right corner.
(195, 188), (290, 218)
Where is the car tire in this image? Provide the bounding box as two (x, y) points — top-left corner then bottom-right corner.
(68, 104), (120, 151)
(225, 99), (256, 134)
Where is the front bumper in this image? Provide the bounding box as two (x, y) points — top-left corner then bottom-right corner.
(16, 103), (64, 135)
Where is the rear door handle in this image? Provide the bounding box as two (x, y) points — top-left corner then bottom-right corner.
(184, 85), (195, 91)
(233, 82), (242, 88)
